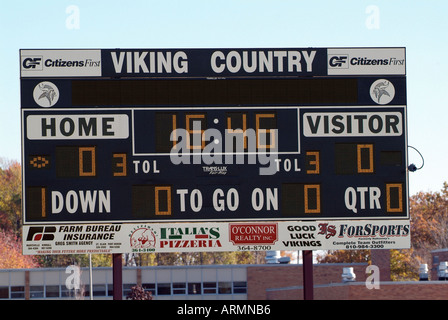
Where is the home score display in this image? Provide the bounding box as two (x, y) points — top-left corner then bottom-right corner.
(20, 48), (408, 225)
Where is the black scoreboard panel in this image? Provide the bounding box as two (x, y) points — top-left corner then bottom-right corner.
(21, 48), (408, 224)
(70, 78), (359, 106)
(22, 78), (407, 224)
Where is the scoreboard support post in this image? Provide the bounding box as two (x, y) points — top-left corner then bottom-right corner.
(113, 253), (123, 300)
(302, 250), (314, 300)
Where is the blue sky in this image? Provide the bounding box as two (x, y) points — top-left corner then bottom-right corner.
(1, 0), (447, 196)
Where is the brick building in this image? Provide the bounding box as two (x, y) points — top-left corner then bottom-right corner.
(251, 263), (448, 300)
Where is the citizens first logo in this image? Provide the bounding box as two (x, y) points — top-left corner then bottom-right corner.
(21, 50), (102, 77)
(22, 56), (43, 71)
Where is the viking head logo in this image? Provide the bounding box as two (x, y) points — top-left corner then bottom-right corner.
(372, 81), (390, 103)
(370, 79), (395, 105)
(33, 81), (59, 107)
(38, 83), (57, 105)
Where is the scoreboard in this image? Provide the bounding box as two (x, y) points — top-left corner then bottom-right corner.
(20, 48), (408, 225)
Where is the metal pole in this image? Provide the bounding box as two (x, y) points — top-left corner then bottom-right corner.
(89, 254), (93, 300)
(113, 253), (122, 300)
(302, 250), (314, 300)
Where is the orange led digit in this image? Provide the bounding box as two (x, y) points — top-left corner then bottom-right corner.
(112, 153), (127, 176)
(357, 144), (374, 173)
(227, 113), (247, 149)
(186, 114), (206, 150)
(306, 151), (320, 174)
(79, 146), (96, 176)
(386, 183), (403, 213)
(41, 187), (46, 218)
(155, 186), (172, 216)
(172, 114), (177, 150)
(256, 113), (276, 149)
(304, 184), (321, 214)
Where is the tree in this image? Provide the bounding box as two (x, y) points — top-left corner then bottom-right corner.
(0, 229), (39, 268)
(317, 182), (448, 281)
(390, 248), (418, 281)
(409, 182), (448, 262)
(126, 285), (153, 300)
(37, 254), (112, 268)
(403, 182), (448, 279)
(317, 250), (370, 264)
(132, 251), (265, 266)
(0, 159), (22, 236)
(0, 159), (39, 268)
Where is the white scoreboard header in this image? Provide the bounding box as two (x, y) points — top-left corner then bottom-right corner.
(20, 47), (405, 78)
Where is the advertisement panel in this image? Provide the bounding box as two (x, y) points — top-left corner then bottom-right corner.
(327, 48), (405, 75)
(20, 50), (101, 77)
(22, 220), (410, 255)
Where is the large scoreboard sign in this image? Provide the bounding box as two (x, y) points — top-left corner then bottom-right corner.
(21, 48), (410, 254)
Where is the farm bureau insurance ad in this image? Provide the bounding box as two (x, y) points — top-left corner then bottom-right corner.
(23, 220), (410, 255)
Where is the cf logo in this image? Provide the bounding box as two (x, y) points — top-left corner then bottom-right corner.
(329, 55), (348, 68)
(26, 226), (56, 241)
(22, 57), (42, 69)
